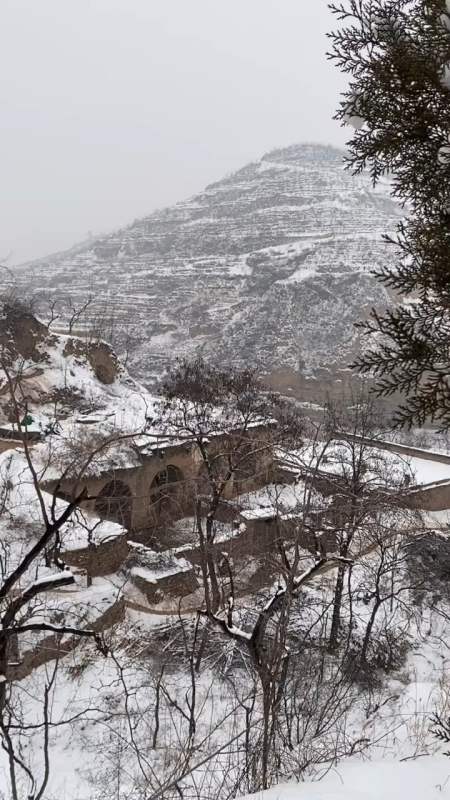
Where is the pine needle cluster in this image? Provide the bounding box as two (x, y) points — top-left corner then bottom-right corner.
(329, 0), (450, 428)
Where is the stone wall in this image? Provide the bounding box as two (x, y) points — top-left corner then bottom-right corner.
(47, 425), (275, 532)
(61, 511), (329, 589)
(7, 597), (125, 681)
(63, 534), (130, 576)
(0, 439), (22, 455)
(172, 513), (325, 573)
(344, 433), (450, 466)
(343, 434), (450, 511)
(130, 568), (198, 604)
(0, 431), (41, 454)
(406, 480), (450, 511)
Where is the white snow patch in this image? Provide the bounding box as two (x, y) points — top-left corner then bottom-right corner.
(242, 757), (450, 800)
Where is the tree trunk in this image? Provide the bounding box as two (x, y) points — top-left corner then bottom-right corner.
(328, 540), (349, 652)
(260, 681), (272, 791)
(206, 515), (221, 612)
(196, 501), (212, 614)
(360, 601), (380, 665)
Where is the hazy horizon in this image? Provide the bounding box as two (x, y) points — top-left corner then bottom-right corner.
(1, 1), (348, 265)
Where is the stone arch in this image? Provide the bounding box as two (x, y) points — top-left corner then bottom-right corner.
(149, 464), (184, 517)
(95, 479), (132, 529)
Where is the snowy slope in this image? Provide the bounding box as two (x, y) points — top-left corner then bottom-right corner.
(16, 144), (402, 397)
(4, 585), (450, 800)
(242, 758), (450, 800)
(0, 306), (164, 475)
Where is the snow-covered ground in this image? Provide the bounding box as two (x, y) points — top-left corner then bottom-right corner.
(243, 757), (450, 800)
(408, 455), (450, 485)
(3, 592), (450, 800)
(237, 481), (329, 521)
(280, 441), (450, 489)
(3, 322), (450, 798)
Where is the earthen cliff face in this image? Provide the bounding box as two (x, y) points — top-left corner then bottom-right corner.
(0, 305), (122, 419)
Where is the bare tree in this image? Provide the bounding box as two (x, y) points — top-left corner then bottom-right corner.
(354, 520), (421, 672)
(158, 357), (300, 615)
(318, 395), (414, 653)
(0, 363), (115, 798)
(201, 449), (352, 793)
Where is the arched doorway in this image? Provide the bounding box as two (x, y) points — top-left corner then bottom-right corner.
(149, 465), (184, 518)
(95, 479), (132, 529)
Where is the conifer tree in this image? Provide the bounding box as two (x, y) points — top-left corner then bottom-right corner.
(329, 0), (450, 428)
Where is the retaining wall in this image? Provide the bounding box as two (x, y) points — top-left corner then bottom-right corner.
(63, 534), (130, 576)
(130, 569), (199, 604)
(7, 597), (125, 681)
(343, 433), (450, 465)
(406, 479), (450, 511)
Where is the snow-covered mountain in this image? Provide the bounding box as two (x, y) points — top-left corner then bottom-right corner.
(18, 143), (401, 398)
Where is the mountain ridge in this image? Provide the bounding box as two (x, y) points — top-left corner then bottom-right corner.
(13, 143), (402, 400)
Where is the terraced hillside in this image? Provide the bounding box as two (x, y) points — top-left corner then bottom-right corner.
(17, 143), (402, 399)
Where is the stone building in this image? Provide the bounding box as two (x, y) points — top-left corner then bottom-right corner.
(45, 422), (276, 535)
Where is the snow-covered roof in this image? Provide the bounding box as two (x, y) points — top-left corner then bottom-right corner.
(0, 449), (125, 573)
(127, 543), (193, 583)
(237, 481), (330, 519)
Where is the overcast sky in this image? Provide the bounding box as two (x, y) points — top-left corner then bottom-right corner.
(1, 0), (348, 264)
